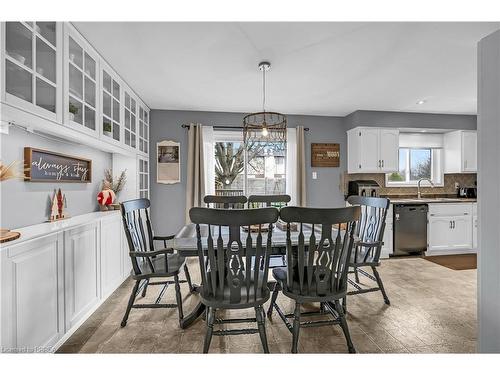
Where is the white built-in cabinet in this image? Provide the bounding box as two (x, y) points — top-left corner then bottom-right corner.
(427, 203), (474, 254)
(138, 156), (150, 199)
(472, 203), (478, 249)
(2, 22), (63, 123)
(0, 233), (65, 351)
(444, 130), (477, 173)
(347, 127), (399, 173)
(0, 212), (128, 352)
(64, 222), (100, 330)
(1, 22), (150, 158)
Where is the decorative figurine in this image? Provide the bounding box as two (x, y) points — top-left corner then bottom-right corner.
(49, 188), (67, 221)
(97, 186), (116, 211)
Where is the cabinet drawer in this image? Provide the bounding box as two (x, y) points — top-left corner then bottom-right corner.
(428, 203), (472, 217)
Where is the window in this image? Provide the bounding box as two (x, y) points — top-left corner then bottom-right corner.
(387, 147), (443, 186)
(213, 131), (286, 196)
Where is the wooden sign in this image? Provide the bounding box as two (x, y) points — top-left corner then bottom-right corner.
(311, 143), (340, 167)
(24, 147), (92, 183)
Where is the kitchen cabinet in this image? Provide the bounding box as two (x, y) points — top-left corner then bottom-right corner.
(138, 103), (149, 155)
(2, 22), (63, 122)
(100, 214), (124, 297)
(427, 203), (474, 254)
(123, 90), (137, 150)
(0, 233), (65, 351)
(0, 212), (128, 352)
(347, 127), (399, 173)
(444, 130), (477, 173)
(63, 23), (100, 137)
(100, 60), (123, 145)
(138, 156), (150, 199)
(381, 204), (393, 258)
(64, 222), (100, 330)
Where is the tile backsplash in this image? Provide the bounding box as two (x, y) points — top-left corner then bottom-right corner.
(344, 172), (477, 197)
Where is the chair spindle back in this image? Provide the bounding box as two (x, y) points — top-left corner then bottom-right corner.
(203, 195), (248, 209)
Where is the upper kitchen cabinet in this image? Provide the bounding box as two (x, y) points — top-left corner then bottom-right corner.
(2, 22), (62, 122)
(100, 61), (123, 145)
(123, 89), (137, 150)
(63, 24), (99, 137)
(347, 127), (399, 173)
(444, 130), (477, 173)
(138, 103), (149, 155)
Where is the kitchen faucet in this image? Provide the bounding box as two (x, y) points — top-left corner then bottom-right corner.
(417, 178), (434, 199)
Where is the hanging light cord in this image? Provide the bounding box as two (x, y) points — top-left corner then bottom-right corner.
(262, 67), (266, 113)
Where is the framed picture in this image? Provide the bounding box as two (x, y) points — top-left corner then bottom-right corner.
(311, 143), (340, 167)
(157, 140), (180, 184)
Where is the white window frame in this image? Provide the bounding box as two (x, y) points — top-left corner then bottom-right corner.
(212, 130), (287, 196)
(386, 147), (444, 187)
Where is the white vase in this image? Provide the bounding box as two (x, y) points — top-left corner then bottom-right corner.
(104, 130), (113, 138)
(69, 113), (75, 121)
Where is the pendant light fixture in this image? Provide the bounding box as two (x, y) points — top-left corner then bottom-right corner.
(243, 61), (287, 144)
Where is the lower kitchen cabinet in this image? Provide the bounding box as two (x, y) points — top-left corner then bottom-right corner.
(64, 222), (100, 330)
(427, 203), (474, 254)
(0, 212), (126, 352)
(100, 214), (124, 297)
(0, 233), (65, 351)
(381, 204), (393, 258)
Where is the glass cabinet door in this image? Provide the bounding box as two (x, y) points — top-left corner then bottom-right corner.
(138, 157), (149, 199)
(124, 91), (137, 149)
(138, 105), (149, 154)
(101, 69), (121, 142)
(66, 32), (98, 133)
(4, 22), (58, 118)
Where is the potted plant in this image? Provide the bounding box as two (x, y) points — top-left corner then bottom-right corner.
(68, 103), (79, 121)
(103, 121), (113, 137)
(1, 160), (26, 242)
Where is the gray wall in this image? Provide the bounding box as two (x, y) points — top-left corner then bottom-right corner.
(0, 127), (112, 229)
(477, 29), (500, 352)
(150, 110), (346, 234)
(344, 110), (477, 130)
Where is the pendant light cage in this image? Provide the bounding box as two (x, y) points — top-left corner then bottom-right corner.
(243, 61), (287, 145)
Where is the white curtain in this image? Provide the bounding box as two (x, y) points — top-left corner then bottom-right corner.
(185, 123), (205, 224)
(202, 126), (215, 196)
(286, 126), (307, 206)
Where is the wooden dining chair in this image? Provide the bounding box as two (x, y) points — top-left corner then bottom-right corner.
(345, 196), (391, 308)
(189, 206), (279, 353)
(119, 198), (193, 328)
(247, 194), (291, 268)
(203, 194), (248, 209)
(247, 194), (291, 208)
(267, 206), (360, 353)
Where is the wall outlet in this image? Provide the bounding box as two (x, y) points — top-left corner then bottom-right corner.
(312, 171), (317, 180)
(454, 182), (460, 189)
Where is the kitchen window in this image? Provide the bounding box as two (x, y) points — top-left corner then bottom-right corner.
(386, 147), (443, 186)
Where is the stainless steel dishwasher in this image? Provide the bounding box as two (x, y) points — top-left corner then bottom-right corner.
(393, 204), (428, 256)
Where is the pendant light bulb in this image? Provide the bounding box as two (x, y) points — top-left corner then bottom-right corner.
(262, 127), (269, 137)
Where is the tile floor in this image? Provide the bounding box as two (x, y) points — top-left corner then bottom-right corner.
(57, 257), (477, 354)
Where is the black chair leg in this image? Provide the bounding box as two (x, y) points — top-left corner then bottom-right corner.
(372, 266), (390, 305)
(141, 279), (149, 297)
(203, 307), (215, 353)
(174, 274), (184, 326)
(121, 280), (140, 327)
(267, 282), (281, 318)
(291, 302), (301, 353)
(255, 306), (269, 353)
(354, 267), (360, 283)
(184, 264), (194, 293)
(335, 300), (356, 353)
(342, 296), (347, 313)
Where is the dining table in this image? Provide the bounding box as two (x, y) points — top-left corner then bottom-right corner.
(172, 222), (338, 328)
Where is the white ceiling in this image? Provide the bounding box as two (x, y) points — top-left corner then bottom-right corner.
(74, 22), (500, 116)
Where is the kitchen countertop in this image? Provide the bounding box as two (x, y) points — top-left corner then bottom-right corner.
(386, 197), (477, 204)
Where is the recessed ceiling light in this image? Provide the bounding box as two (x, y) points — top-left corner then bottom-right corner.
(417, 100), (426, 105)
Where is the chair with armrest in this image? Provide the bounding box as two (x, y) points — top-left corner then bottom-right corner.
(346, 195), (391, 308)
(189, 206), (279, 353)
(119, 198), (193, 328)
(267, 206), (360, 353)
(203, 194), (248, 209)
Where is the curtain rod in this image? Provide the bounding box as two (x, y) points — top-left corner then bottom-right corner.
(181, 124), (309, 131)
